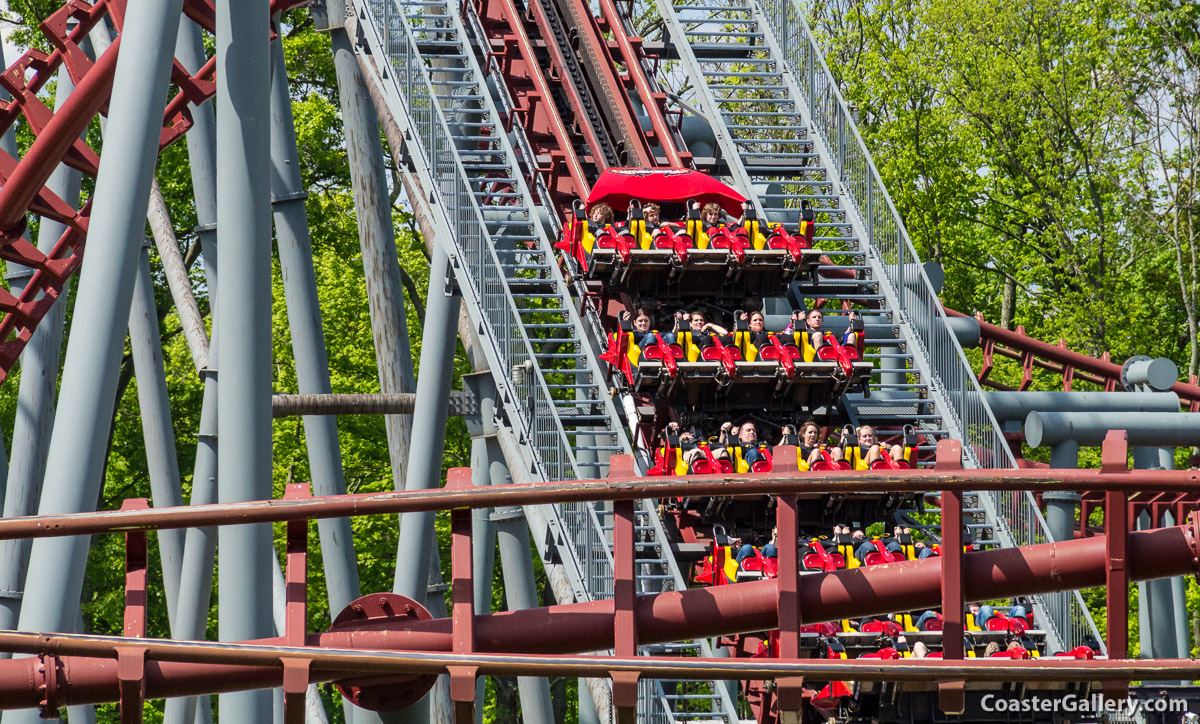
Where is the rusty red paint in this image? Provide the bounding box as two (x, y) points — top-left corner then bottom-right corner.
(1, 460), (1197, 542)
(0, 522), (1192, 709)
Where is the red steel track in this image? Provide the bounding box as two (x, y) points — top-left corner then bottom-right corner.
(0, 440), (1193, 717)
(945, 308), (1200, 410)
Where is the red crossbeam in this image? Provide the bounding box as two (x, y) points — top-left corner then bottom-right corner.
(0, 519), (1192, 709)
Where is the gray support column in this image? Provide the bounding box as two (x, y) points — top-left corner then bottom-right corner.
(164, 15), (220, 724)
(496, 506), (557, 724)
(470, 437), (497, 723)
(269, 21), (361, 619)
(1162, 509), (1191, 662)
(128, 244), (186, 623)
(215, 0), (274, 720)
(1045, 441), (1080, 544)
(269, 33), (364, 723)
(1133, 447), (1182, 670)
(393, 245), (459, 601)
(7, 13), (186, 724)
(164, 343), (218, 724)
(330, 22), (417, 494)
(0, 66), (80, 642)
(387, 249), (458, 724)
(462, 372), (499, 722)
(578, 684), (600, 724)
(878, 342), (906, 398)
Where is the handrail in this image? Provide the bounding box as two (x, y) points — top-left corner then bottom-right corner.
(756, 0), (1014, 472)
(755, 0), (1105, 652)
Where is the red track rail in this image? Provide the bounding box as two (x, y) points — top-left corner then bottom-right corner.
(945, 308), (1200, 410)
(0, 443), (1194, 717)
(0, 0), (302, 384)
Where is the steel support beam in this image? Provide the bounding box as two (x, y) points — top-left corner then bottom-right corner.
(392, 244), (460, 604)
(0, 64), (80, 644)
(329, 20), (417, 495)
(128, 245), (186, 622)
(164, 14), (220, 724)
(7, 3), (185, 722)
(269, 31), (363, 723)
(1026, 411), (1199, 447)
(987, 391), (1180, 426)
(269, 21), (362, 623)
(215, 0), (274, 719)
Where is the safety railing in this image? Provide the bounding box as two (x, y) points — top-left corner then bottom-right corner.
(755, 0), (1012, 473)
(360, 0), (626, 485)
(750, 0), (1107, 652)
(355, 6), (740, 717)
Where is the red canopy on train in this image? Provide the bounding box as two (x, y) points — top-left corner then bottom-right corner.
(586, 168), (746, 218)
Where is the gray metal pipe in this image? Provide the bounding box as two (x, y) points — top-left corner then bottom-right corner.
(0, 64), (81, 645)
(165, 15), (220, 724)
(392, 246), (460, 603)
(269, 32), (359, 721)
(987, 391), (1180, 423)
(128, 246), (186, 624)
(1024, 411), (1198, 447)
(215, 0), (274, 719)
(6, 1), (185, 721)
(330, 25), (417, 495)
(495, 505), (558, 724)
(1123, 356), (1179, 392)
(269, 27), (361, 619)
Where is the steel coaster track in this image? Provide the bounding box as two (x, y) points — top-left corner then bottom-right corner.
(0, 0), (303, 385)
(749, 0), (1109, 654)
(465, 1), (741, 718)
(351, 2), (740, 719)
(644, 0), (1103, 653)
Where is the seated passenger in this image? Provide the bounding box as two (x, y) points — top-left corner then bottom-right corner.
(628, 306), (672, 348)
(698, 201), (726, 229)
(644, 202), (680, 235)
(798, 420), (844, 468)
(913, 610), (942, 631)
(735, 526), (778, 562)
(687, 309), (732, 349)
(854, 527), (905, 564)
(857, 425), (905, 466)
(589, 202), (614, 227)
(977, 603), (1028, 629)
(914, 540), (938, 559)
(737, 421), (768, 467)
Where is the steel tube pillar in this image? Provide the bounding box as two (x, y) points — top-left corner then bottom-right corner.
(329, 15), (417, 494)
(1134, 449), (1184, 675)
(7, 0), (186, 720)
(389, 247), (459, 722)
(1045, 441), (1080, 544)
(495, 501), (557, 724)
(393, 245), (459, 601)
(0, 65), (81, 644)
(164, 15), (220, 724)
(128, 244), (186, 621)
(463, 372), (498, 723)
(269, 23), (361, 619)
(215, 0), (274, 719)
